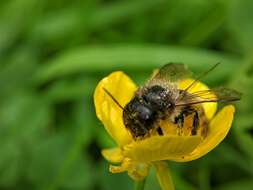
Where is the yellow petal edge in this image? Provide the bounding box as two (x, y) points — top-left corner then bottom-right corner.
(94, 71), (136, 146)
(172, 105), (235, 162)
(102, 148), (123, 163)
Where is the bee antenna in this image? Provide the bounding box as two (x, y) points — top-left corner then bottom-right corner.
(183, 62), (221, 92)
(102, 87), (124, 110)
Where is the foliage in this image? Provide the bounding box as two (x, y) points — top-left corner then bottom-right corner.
(0, 0), (252, 189)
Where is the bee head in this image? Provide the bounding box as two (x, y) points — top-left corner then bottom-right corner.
(125, 97), (155, 122)
(123, 96), (157, 138)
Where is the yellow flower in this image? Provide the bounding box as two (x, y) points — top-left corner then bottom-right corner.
(94, 71), (235, 189)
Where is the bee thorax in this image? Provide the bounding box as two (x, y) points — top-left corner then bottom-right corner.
(123, 85), (176, 139)
(143, 85), (175, 111)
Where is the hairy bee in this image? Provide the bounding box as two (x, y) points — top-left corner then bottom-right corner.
(104, 63), (241, 140)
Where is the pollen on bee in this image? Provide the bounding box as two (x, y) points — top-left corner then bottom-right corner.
(159, 114), (208, 139)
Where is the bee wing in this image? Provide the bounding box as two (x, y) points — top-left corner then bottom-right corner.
(176, 87), (241, 106)
(151, 63), (192, 82)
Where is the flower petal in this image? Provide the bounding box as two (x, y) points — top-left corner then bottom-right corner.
(153, 161), (175, 190)
(127, 162), (150, 181)
(172, 105), (235, 162)
(109, 158), (131, 173)
(101, 148), (123, 163)
(123, 135), (202, 163)
(94, 71), (137, 146)
(109, 158), (149, 181)
(178, 79), (217, 120)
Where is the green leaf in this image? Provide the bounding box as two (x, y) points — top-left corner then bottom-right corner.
(0, 47), (38, 99)
(27, 134), (71, 189)
(230, 59), (253, 160)
(45, 77), (98, 102)
(30, 0), (166, 46)
(214, 179), (253, 190)
(215, 144), (252, 175)
(228, 0), (253, 53)
(0, 92), (51, 187)
(180, 2), (226, 46)
(0, 0), (42, 53)
(36, 45), (241, 83)
(0, 142), (20, 187)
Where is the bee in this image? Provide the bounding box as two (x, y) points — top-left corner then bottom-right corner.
(103, 63), (241, 140)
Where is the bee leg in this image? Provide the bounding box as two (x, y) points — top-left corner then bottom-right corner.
(178, 108), (199, 136)
(191, 110), (199, 135)
(174, 113), (184, 135)
(157, 126), (163, 135)
(174, 113), (184, 127)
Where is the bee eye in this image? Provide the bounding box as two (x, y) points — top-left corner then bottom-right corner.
(137, 105), (153, 121)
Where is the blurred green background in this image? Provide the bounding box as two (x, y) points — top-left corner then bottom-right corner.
(0, 0), (253, 190)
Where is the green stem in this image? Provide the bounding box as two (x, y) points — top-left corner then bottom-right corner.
(134, 179), (146, 190)
(153, 161), (175, 190)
